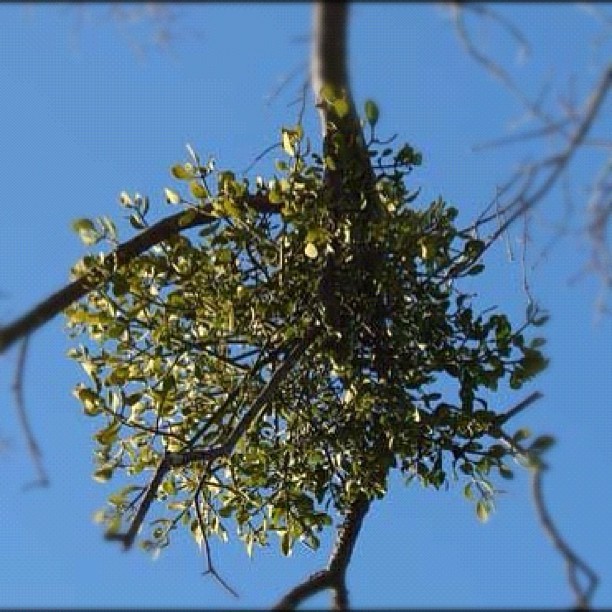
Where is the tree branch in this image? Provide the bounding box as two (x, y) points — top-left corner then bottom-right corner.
(498, 412), (600, 610)
(531, 468), (599, 610)
(273, 497), (371, 610)
(450, 3), (612, 299)
(106, 324), (319, 550)
(487, 63), (612, 243)
(497, 390), (543, 425)
(0, 194), (276, 355)
(11, 336), (49, 489)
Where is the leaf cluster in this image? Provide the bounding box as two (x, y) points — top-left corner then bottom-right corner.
(65, 118), (547, 557)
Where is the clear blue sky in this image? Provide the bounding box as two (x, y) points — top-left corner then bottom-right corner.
(0, 4), (610, 608)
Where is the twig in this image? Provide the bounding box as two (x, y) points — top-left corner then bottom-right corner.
(531, 467), (599, 609)
(498, 399), (599, 610)
(11, 336), (49, 489)
(485, 63), (612, 247)
(456, 3), (532, 62)
(472, 118), (573, 152)
(242, 142), (281, 175)
(195, 485), (239, 598)
(106, 324), (319, 550)
(265, 59), (308, 107)
(450, 2), (557, 130)
(497, 390), (543, 425)
(449, 3), (612, 303)
(520, 211), (535, 308)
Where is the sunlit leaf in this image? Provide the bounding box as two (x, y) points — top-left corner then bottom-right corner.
(164, 187), (181, 205)
(304, 242), (318, 259)
(476, 500), (490, 522)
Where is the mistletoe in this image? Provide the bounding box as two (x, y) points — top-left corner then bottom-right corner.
(65, 102), (548, 560)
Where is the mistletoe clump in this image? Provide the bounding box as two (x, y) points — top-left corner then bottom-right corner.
(65, 120), (547, 558)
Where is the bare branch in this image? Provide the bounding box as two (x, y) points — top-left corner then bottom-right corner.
(450, 2), (557, 130)
(586, 156), (612, 292)
(11, 336), (49, 489)
(497, 390), (543, 425)
(498, 405), (600, 610)
(480, 63), (612, 249)
(448, 3), (612, 303)
(472, 118), (573, 152)
(531, 468), (599, 609)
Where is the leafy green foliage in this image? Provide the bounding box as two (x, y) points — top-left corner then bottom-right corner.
(65, 115), (547, 559)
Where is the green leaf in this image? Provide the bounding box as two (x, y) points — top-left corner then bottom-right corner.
(532, 313), (550, 327)
(304, 243), (318, 259)
(520, 348), (549, 378)
(93, 465), (114, 483)
(178, 209), (199, 228)
(71, 218), (95, 234)
(99, 216), (117, 239)
(280, 531), (292, 557)
(418, 237), (436, 261)
(465, 239), (484, 258)
(476, 500), (490, 522)
(467, 264), (485, 276)
(171, 164), (192, 180)
(94, 421), (121, 446)
(198, 220), (221, 238)
(282, 130), (295, 157)
(324, 155), (336, 171)
(530, 435), (555, 453)
(319, 83), (336, 105)
(513, 427), (531, 443)
(463, 482), (474, 500)
(364, 99), (379, 127)
(118, 191), (133, 207)
(189, 180), (208, 200)
(333, 97), (350, 118)
(129, 213), (146, 229)
(275, 160), (289, 172)
(164, 188), (181, 205)
(218, 505), (233, 518)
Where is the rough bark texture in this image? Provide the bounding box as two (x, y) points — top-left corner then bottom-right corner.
(312, 0), (390, 381)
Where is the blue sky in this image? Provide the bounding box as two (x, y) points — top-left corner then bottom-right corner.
(0, 3), (610, 608)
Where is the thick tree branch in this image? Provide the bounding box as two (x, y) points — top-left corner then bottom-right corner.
(271, 5), (380, 610)
(311, 0), (353, 126)
(273, 497), (371, 610)
(0, 194), (276, 355)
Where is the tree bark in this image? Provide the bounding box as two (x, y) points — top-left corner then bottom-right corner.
(311, 0), (391, 381)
